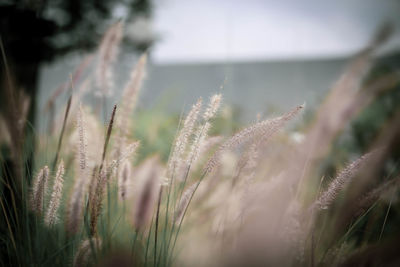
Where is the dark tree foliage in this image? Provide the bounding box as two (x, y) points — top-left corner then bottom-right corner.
(0, 0), (152, 60)
(0, 0), (153, 123)
(0, 0), (152, 173)
(0, 2), (152, 265)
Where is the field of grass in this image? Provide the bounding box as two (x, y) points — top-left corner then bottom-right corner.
(1, 23), (400, 267)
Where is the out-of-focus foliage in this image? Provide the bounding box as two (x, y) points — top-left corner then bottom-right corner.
(352, 53), (400, 153)
(0, 0), (153, 62)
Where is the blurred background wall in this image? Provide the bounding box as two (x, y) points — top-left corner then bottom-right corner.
(37, 0), (400, 125)
(2, 0), (400, 129)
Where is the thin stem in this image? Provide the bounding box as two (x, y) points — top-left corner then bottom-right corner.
(170, 172), (206, 257)
(378, 191), (394, 242)
(99, 104), (117, 173)
(52, 91), (72, 171)
(130, 230), (139, 259)
(144, 216), (154, 267)
(166, 122), (209, 257)
(154, 187), (163, 266)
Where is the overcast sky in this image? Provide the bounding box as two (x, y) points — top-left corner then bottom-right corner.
(151, 0), (400, 63)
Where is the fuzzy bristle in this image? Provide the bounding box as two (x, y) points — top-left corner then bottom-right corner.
(167, 98), (202, 178)
(315, 152), (373, 210)
(204, 104), (303, 174)
(45, 160), (65, 226)
(30, 166), (50, 215)
(187, 93), (222, 168)
(77, 104), (87, 171)
(89, 170), (108, 236)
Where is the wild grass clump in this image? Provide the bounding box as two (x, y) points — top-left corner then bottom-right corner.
(0, 22), (399, 267)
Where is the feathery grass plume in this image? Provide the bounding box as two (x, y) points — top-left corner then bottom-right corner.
(233, 115), (261, 185)
(187, 94), (222, 167)
(73, 237), (102, 267)
(99, 104), (117, 173)
(30, 166), (50, 214)
(108, 141), (140, 176)
(235, 114), (270, 189)
(234, 140), (259, 187)
(30, 168), (44, 210)
(174, 122), (211, 182)
(314, 152), (373, 210)
(66, 104), (89, 234)
(96, 22), (123, 97)
(79, 109), (105, 170)
(44, 160), (65, 226)
(174, 183), (197, 224)
(134, 156), (161, 231)
(203, 93), (222, 121)
(89, 169), (108, 236)
(77, 104), (87, 171)
(186, 122), (210, 165)
(167, 98), (202, 178)
(67, 182), (85, 234)
(119, 161), (132, 201)
(113, 54), (147, 159)
(86, 107), (116, 226)
(204, 104), (304, 174)
(87, 166), (99, 215)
